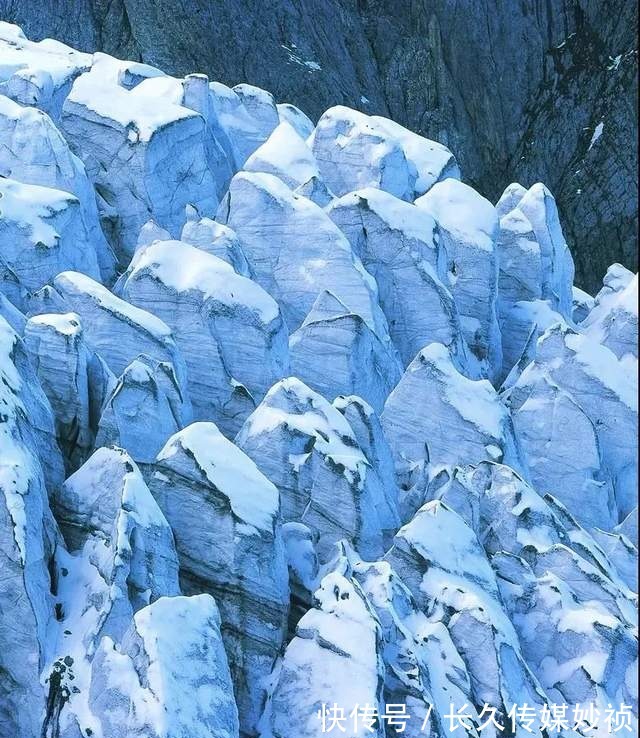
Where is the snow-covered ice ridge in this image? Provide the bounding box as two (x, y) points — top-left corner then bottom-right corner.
(0, 21), (637, 738)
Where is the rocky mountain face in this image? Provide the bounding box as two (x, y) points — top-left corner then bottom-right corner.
(0, 0), (637, 293)
(0, 21), (637, 738)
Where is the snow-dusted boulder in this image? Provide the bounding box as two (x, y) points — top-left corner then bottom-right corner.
(218, 171), (390, 338)
(507, 323), (638, 523)
(149, 422), (289, 737)
(0, 95), (116, 281)
(328, 187), (474, 369)
(382, 343), (523, 483)
(236, 378), (397, 559)
(0, 314), (59, 738)
(24, 312), (115, 471)
(52, 270), (188, 392)
(95, 355), (192, 466)
(61, 65), (219, 263)
(263, 566), (385, 738)
(277, 102), (314, 139)
(120, 239), (288, 435)
(180, 210), (251, 275)
(289, 291), (401, 412)
(0, 22), (91, 119)
(0, 177), (102, 312)
(416, 178), (502, 377)
(89, 595), (239, 738)
(310, 105), (416, 200)
(386, 501), (548, 727)
(244, 120), (320, 188)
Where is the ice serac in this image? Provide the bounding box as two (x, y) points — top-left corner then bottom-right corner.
(264, 565), (385, 738)
(148, 422), (289, 738)
(236, 377), (396, 560)
(96, 354), (192, 467)
(0, 177), (102, 312)
(24, 312), (116, 472)
(0, 314), (58, 738)
(89, 595), (239, 738)
(381, 343), (522, 484)
(332, 394), (400, 544)
(328, 187), (473, 370)
(120, 239), (288, 436)
(416, 179), (502, 377)
(463, 463), (638, 712)
(289, 290), (401, 413)
(52, 270), (188, 392)
(516, 183), (575, 317)
(582, 271), (638, 361)
(218, 171), (390, 339)
(45, 447), (180, 736)
(310, 105), (416, 200)
(507, 323), (638, 525)
(386, 501), (548, 732)
(181, 210), (251, 276)
(0, 22), (90, 119)
(0, 95), (116, 282)
(210, 81), (271, 167)
(277, 102), (314, 139)
(60, 62), (219, 264)
(243, 120), (321, 189)
(351, 554), (481, 738)
(310, 106), (459, 201)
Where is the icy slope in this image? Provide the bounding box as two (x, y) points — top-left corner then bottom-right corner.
(0, 22), (637, 738)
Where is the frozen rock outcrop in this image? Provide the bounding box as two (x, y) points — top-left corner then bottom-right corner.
(120, 238), (288, 435)
(289, 291), (401, 412)
(416, 178), (502, 377)
(0, 177), (102, 312)
(149, 422), (289, 737)
(89, 595), (239, 738)
(218, 171), (390, 339)
(236, 378), (397, 559)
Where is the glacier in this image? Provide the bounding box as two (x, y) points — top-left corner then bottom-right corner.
(0, 21), (637, 738)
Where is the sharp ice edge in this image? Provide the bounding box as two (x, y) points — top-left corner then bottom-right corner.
(0, 21), (636, 738)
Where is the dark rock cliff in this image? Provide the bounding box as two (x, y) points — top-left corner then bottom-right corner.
(1, 0), (636, 292)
